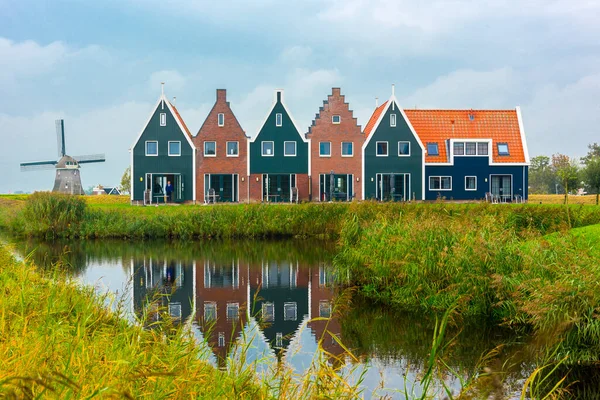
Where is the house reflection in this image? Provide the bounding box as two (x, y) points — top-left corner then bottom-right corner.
(132, 257), (195, 325)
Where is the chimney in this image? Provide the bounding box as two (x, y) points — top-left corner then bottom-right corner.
(275, 89), (283, 103)
(216, 89), (227, 102)
(375, 97), (379, 107)
(331, 87), (341, 97)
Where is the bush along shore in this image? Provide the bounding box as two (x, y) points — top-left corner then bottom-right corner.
(0, 243), (365, 399)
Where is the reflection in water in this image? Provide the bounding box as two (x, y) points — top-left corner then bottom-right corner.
(10, 237), (598, 398)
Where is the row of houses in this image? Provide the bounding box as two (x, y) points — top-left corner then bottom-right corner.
(130, 86), (530, 204)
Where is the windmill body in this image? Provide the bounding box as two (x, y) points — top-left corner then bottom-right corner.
(20, 119), (105, 194)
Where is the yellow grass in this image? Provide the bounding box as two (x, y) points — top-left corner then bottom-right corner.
(529, 194), (598, 205)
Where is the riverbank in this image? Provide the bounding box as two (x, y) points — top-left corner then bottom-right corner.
(0, 243), (362, 399)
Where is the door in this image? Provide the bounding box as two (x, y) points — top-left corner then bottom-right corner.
(491, 175), (512, 201)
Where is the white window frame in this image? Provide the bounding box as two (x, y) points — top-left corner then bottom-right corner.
(218, 332), (225, 347)
(341, 142), (353, 157)
(390, 113), (397, 127)
(427, 143), (439, 156)
(262, 302), (274, 322)
(283, 302), (297, 321)
(204, 301), (217, 321)
(332, 115), (341, 124)
(319, 141), (331, 157)
(145, 141), (158, 156)
(226, 141), (239, 157)
(429, 176), (452, 191)
(160, 113), (166, 126)
(226, 302), (239, 321)
(276, 113), (282, 127)
(465, 176), (477, 191)
(168, 141), (181, 156)
(376, 141), (388, 157)
(465, 142), (477, 156)
(284, 141), (296, 157)
(262, 141), (274, 156)
(218, 113), (224, 127)
(398, 141), (410, 157)
(204, 141), (216, 157)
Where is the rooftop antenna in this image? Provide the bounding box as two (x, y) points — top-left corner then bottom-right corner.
(375, 97), (379, 107)
(172, 96), (176, 106)
(392, 84), (395, 96)
(161, 82), (165, 97)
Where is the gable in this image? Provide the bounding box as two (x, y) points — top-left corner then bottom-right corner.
(307, 88), (362, 137)
(195, 89), (247, 140)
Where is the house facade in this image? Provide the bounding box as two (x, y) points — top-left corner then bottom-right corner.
(248, 90), (309, 202)
(362, 89), (425, 201)
(405, 108), (530, 201)
(130, 90), (196, 204)
(307, 88), (363, 201)
(194, 89), (248, 203)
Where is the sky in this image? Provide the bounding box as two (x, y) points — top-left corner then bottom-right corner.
(2, 0), (599, 193)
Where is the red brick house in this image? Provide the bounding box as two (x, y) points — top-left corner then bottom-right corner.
(194, 89), (249, 203)
(307, 88), (364, 201)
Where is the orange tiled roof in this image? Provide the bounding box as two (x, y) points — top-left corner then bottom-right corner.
(169, 102), (193, 138)
(404, 109), (525, 163)
(363, 101), (388, 136)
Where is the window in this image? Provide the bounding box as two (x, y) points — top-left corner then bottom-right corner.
(429, 176), (452, 190)
(319, 142), (331, 157)
(376, 141), (388, 156)
(226, 141), (239, 156)
(497, 143), (510, 155)
(218, 113), (224, 127)
(477, 142), (488, 155)
(160, 113), (166, 126)
(276, 113), (282, 127)
(168, 141), (181, 156)
(204, 141), (216, 157)
(390, 113), (397, 127)
(319, 301), (332, 318)
(262, 141), (274, 156)
(168, 303), (182, 319)
(398, 141), (410, 156)
(283, 302), (297, 321)
(276, 332), (283, 348)
(332, 115), (341, 124)
(454, 142), (464, 155)
(262, 302), (274, 322)
(427, 143), (439, 156)
(204, 302), (217, 321)
(466, 142), (477, 155)
(218, 332), (225, 347)
(465, 176), (477, 191)
(145, 141), (158, 156)
(341, 142), (353, 157)
(226, 303), (239, 321)
(284, 141), (296, 156)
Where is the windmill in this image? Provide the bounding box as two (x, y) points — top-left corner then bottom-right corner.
(20, 119), (106, 195)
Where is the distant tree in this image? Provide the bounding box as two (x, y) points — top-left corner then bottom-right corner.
(529, 155), (556, 194)
(581, 143), (600, 164)
(551, 154), (580, 204)
(583, 157), (600, 205)
(120, 167), (131, 194)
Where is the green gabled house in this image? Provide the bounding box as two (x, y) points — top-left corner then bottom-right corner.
(130, 87), (196, 204)
(248, 89), (310, 202)
(362, 85), (425, 201)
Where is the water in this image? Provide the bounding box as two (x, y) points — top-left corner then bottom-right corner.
(9, 238), (574, 398)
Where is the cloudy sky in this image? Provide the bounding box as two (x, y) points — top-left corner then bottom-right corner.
(2, 0), (599, 193)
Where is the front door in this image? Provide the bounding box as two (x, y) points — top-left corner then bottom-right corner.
(376, 173), (410, 201)
(491, 175), (512, 201)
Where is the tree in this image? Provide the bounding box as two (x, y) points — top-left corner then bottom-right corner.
(581, 143), (600, 164)
(551, 154), (579, 204)
(529, 155), (556, 194)
(584, 157), (600, 205)
(120, 167), (131, 194)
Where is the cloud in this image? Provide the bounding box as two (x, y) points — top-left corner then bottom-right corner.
(279, 46), (313, 65)
(149, 70), (187, 92)
(0, 38), (68, 84)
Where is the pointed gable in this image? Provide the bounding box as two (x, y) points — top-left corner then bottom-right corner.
(307, 87), (361, 135)
(363, 101), (388, 136)
(195, 89), (247, 138)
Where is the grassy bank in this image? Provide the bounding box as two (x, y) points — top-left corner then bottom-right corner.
(335, 206), (600, 363)
(0, 243), (362, 399)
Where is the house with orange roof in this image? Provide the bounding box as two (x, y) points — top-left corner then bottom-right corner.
(130, 85), (196, 204)
(407, 108), (530, 201)
(362, 86), (425, 201)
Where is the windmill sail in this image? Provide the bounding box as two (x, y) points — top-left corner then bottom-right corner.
(56, 119), (66, 158)
(73, 154), (106, 164)
(20, 160), (58, 171)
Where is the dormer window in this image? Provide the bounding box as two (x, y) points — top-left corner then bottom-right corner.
(218, 113), (224, 127)
(466, 142), (476, 155)
(427, 143), (439, 156)
(332, 115), (341, 124)
(276, 113), (282, 127)
(160, 113), (166, 126)
(454, 142), (464, 155)
(390, 114), (396, 127)
(454, 141), (489, 156)
(497, 143), (510, 156)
